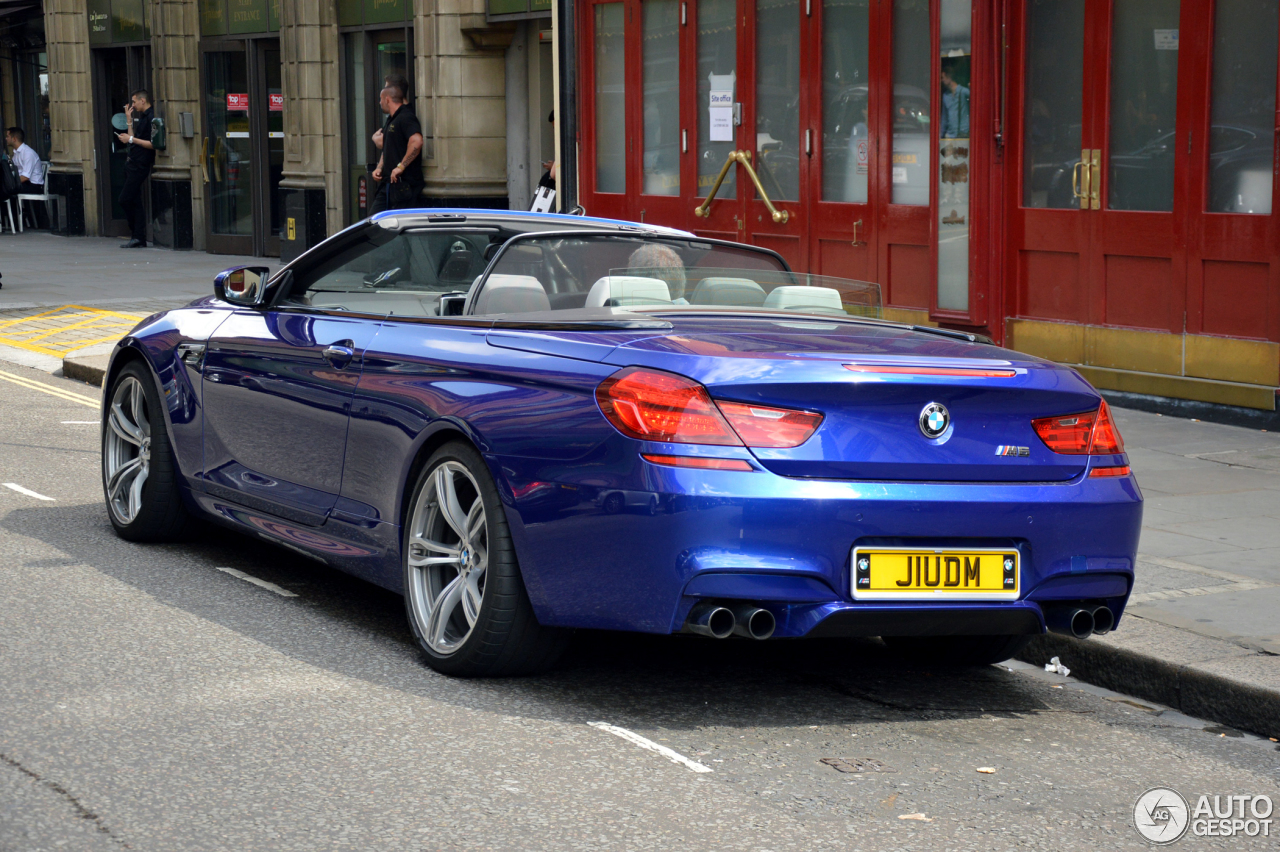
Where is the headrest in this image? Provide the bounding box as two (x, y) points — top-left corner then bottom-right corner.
(471, 274), (551, 315)
(762, 285), (845, 314)
(584, 276), (672, 308)
(689, 277), (767, 306)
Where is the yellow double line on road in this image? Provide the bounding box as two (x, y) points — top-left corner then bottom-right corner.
(0, 369), (100, 409)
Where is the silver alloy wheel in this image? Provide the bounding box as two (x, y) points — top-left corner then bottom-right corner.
(104, 376), (151, 524)
(406, 461), (488, 656)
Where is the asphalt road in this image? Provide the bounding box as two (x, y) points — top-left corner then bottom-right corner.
(1, 362), (1277, 851)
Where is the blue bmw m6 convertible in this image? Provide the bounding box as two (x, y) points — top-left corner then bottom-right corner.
(101, 209), (1142, 676)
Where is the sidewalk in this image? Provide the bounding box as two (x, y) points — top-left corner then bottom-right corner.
(2, 231), (1276, 739)
(1018, 407), (1280, 738)
(0, 231), (270, 373)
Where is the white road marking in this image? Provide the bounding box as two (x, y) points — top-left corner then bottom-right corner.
(3, 483), (55, 501)
(214, 566), (299, 597)
(587, 721), (713, 773)
(62, 420), (100, 425)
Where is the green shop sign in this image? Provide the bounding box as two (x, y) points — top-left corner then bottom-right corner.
(339, 0), (409, 27)
(199, 0), (282, 36)
(487, 0), (552, 20)
(87, 0), (152, 45)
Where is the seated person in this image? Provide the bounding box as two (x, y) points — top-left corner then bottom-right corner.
(626, 243), (689, 304)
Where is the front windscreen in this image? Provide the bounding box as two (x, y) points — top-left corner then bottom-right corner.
(472, 233), (882, 320)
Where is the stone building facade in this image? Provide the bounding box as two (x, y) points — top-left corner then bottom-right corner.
(19, 0), (545, 260)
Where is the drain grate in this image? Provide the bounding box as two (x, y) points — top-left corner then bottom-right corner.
(821, 757), (895, 773)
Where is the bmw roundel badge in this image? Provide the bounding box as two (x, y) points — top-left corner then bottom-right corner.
(919, 402), (950, 439)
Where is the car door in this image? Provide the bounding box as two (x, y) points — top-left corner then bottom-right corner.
(201, 307), (380, 524)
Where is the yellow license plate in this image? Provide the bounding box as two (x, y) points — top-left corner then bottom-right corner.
(851, 548), (1019, 600)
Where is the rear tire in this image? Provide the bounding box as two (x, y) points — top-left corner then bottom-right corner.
(882, 634), (1033, 667)
(403, 440), (568, 677)
(102, 361), (192, 542)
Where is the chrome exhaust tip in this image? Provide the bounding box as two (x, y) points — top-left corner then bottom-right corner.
(1090, 605), (1115, 635)
(727, 603), (776, 640)
(685, 603), (735, 639)
(1044, 605), (1095, 640)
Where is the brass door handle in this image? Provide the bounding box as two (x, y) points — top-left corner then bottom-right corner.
(200, 137), (210, 184)
(1071, 161), (1084, 203)
(852, 218), (864, 246)
(735, 150), (790, 224)
(694, 150), (791, 224)
(1089, 148), (1101, 210)
(695, 150), (737, 219)
(1077, 149), (1090, 210)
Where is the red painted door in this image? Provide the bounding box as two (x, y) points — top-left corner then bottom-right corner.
(1008, 0), (1186, 332)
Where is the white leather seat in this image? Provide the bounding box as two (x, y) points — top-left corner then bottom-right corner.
(689, 277), (767, 307)
(584, 276), (671, 308)
(470, 274), (551, 315)
(762, 285), (845, 314)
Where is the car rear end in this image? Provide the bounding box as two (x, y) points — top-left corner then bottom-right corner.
(568, 319), (1142, 647)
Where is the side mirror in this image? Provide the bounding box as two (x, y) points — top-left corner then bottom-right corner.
(215, 266), (271, 306)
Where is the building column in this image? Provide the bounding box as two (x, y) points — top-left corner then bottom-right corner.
(43, 0), (94, 236)
(416, 0), (512, 207)
(149, 0), (202, 250)
(278, 0), (341, 262)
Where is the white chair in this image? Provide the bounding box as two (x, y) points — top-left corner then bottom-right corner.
(0, 196), (18, 234)
(17, 161), (54, 231)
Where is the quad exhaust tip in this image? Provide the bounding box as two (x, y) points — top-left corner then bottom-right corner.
(686, 603), (735, 639)
(684, 602), (776, 640)
(1045, 605), (1095, 639)
(1090, 605), (1114, 635)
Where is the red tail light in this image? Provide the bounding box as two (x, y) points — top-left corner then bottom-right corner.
(641, 453), (754, 471)
(596, 368), (741, 446)
(596, 368), (824, 449)
(715, 401), (823, 448)
(1031, 400), (1126, 455)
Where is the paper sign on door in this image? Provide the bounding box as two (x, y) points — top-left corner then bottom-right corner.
(709, 90), (734, 142)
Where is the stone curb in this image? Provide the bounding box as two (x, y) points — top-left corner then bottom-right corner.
(1018, 632), (1280, 740)
(62, 353), (110, 387)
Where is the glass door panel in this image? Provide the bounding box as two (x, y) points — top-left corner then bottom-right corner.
(205, 49), (254, 239)
(642, 0), (681, 196)
(821, 0), (870, 203)
(936, 0), (971, 312)
(754, 0), (800, 201)
(263, 45), (284, 241)
(697, 0), (737, 200)
(1106, 0), (1180, 212)
(890, 0), (930, 205)
(594, 3), (627, 194)
(1207, 0), (1278, 215)
(1022, 0), (1086, 210)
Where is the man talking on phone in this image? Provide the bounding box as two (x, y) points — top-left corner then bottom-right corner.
(114, 89), (156, 248)
(369, 79), (423, 215)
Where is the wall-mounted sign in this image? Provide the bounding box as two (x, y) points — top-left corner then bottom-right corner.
(339, 0), (408, 26)
(200, 0), (280, 36)
(487, 0), (552, 20)
(87, 0), (151, 45)
(269, 93), (284, 112)
(227, 93), (249, 111)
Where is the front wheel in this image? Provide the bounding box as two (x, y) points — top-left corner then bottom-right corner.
(102, 361), (191, 541)
(882, 634), (1033, 667)
(403, 441), (568, 677)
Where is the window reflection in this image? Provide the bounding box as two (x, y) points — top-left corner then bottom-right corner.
(937, 0), (971, 312)
(595, 3), (627, 194)
(822, 0), (871, 203)
(697, 0), (736, 199)
(643, 0), (681, 196)
(756, 0), (800, 201)
(1207, 0), (1277, 215)
(891, 0), (931, 205)
(1022, 0), (1085, 209)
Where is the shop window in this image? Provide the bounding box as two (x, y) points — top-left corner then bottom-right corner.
(1022, 0), (1085, 210)
(595, 3), (627, 194)
(1207, 0), (1278, 215)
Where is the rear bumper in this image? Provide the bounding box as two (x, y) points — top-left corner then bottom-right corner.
(496, 446), (1143, 638)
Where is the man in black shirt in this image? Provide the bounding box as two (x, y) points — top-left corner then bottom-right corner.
(114, 88), (157, 247)
(370, 79), (423, 215)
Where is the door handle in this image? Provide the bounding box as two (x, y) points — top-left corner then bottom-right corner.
(694, 149), (791, 224)
(851, 218), (864, 247)
(695, 150), (737, 219)
(200, 137), (210, 184)
(1071, 161), (1084, 204)
(1076, 150), (1090, 210)
(323, 341), (356, 366)
(1089, 148), (1101, 210)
